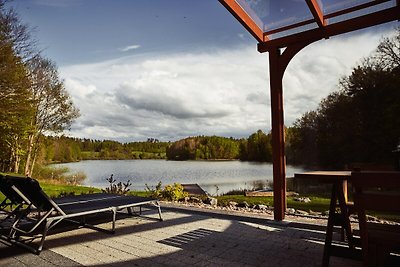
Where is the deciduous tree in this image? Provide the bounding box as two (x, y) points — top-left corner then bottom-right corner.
(24, 56), (79, 175)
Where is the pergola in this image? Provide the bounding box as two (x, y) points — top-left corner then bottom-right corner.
(219, 0), (400, 221)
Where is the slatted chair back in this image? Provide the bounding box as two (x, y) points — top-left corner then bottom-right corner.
(9, 176), (62, 213)
(0, 174), (25, 205)
(351, 171), (400, 267)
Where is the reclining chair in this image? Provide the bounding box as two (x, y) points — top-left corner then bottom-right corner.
(0, 174), (162, 254)
(352, 171), (400, 266)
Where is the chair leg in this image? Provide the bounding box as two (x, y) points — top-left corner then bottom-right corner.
(357, 210), (370, 267)
(37, 220), (52, 254)
(337, 185), (354, 249)
(127, 207), (133, 215)
(156, 201), (163, 221)
(111, 208), (116, 233)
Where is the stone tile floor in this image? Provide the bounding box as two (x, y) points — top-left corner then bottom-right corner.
(0, 205), (362, 266)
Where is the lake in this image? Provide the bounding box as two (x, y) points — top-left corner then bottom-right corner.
(55, 160), (305, 195)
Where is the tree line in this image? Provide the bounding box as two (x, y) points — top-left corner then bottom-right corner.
(285, 28), (400, 169)
(38, 133), (273, 163)
(165, 132), (273, 161)
(0, 1), (79, 175)
(166, 136), (241, 160)
(39, 136), (170, 163)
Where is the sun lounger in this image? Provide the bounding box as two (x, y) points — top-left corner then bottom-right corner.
(0, 175), (162, 254)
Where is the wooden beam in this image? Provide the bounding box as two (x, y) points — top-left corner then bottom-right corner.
(219, 0), (266, 43)
(258, 6), (400, 52)
(306, 0), (325, 27)
(263, 18), (315, 37)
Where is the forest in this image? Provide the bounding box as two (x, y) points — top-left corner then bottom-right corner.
(40, 136), (170, 162)
(36, 132), (273, 163)
(285, 27), (400, 169)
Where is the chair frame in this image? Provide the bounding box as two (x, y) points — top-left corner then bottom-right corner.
(0, 174), (29, 227)
(351, 171), (400, 267)
(0, 175), (162, 254)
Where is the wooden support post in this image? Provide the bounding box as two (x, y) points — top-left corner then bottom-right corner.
(268, 41), (315, 221)
(269, 47), (286, 221)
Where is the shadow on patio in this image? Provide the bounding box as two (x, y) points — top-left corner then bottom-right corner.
(0, 206), (362, 266)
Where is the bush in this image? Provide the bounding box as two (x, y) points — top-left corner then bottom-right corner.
(102, 174), (132, 195)
(146, 181), (188, 201)
(161, 183), (188, 201)
(32, 165), (86, 185)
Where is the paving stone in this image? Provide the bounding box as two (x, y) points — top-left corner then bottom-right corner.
(1, 208), (367, 266)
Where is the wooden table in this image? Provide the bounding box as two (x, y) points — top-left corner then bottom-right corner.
(294, 171), (357, 266)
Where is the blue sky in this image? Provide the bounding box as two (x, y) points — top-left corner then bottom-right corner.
(13, 0), (249, 65)
(11, 0), (398, 142)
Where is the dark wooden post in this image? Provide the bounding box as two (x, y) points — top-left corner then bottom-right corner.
(269, 47), (286, 221)
(268, 42), (316, 221)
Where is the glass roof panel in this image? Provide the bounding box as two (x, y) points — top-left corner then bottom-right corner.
(320, 0), (377, 14)
(326, 0), (397, 24)
(223, 0), (398, 45)
(235, 0), (314, 32)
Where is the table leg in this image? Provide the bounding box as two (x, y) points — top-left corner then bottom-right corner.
(322, 183), (338, 267)
(337, 181), (354, 249)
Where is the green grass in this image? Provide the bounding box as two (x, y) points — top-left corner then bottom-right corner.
(0, 181), (152, 203)
(40, 183), (102, 198)
(128, 190), (152, 197)
(287, 196), (331, 212)
(39, 182), (155, 198)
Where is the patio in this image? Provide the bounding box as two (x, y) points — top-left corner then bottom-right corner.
(0, 205), (361, 266)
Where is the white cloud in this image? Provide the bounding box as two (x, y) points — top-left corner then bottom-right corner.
(119, 44), (141, 52)
(60, 29), (392, 142)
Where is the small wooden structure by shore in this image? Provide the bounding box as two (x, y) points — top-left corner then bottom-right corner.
(182, 184), (207, 196)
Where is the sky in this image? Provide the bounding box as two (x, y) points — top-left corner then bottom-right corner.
(10, 0), (398, 142)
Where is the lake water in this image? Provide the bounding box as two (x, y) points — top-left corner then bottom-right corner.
(55, 160), (305, 195)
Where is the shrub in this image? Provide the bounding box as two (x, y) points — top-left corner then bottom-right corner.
(161, 183), (188, 201)
(145, 181), (163, 198)
(146, 181), (188, 201)
(102, 174), (132, 195)
(32, 165), (86, 185)
(63, 171), (86, 185)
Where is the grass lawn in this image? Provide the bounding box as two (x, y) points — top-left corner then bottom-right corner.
(0, 181), (151, 203)
(39, 181), (155, 198)
(40, 183), (102, 198)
